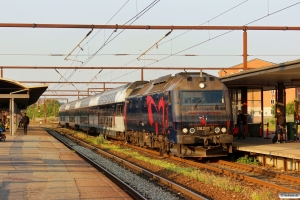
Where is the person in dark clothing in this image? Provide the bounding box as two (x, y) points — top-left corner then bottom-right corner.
(237, 110), (246, 139)
(275, 107), (286, 143)
(0, 119), (5, 137)
(21, 113), (30, 135)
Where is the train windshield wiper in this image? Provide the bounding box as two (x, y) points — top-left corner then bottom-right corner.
(193, 98), (203, 109)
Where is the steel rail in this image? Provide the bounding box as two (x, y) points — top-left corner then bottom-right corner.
(113, 141), (300, 193)
(217, 160), (300, 184)
(51, 125), (299, 194)
(1, 23), (300, 31)
(52, 128), (208, 200)
(46, 129), (147, 200)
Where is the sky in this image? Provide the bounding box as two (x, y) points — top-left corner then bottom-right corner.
(1, 0), (300, 102)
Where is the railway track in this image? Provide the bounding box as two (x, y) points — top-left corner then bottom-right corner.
(168, 157), (300, 193)
(111, 136), (300, 193)
(212, 160), (300, 191)
(109, 137), (300, 193)
(48, 126), (300, 199)
(46, 129), (147, 200)
(46, 128), (208, 200)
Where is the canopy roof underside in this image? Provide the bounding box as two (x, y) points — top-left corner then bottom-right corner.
(0, 78), (48, 110)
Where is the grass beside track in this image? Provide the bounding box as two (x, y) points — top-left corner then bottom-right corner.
(53, 127), (277, 200)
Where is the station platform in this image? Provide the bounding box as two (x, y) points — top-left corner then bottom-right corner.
(233, 136), (300, 170)
(0, 126), (132, 200)
(233, 136), (300, 159)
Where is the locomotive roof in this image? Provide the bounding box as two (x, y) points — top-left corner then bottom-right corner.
(126, 72), (221, 97)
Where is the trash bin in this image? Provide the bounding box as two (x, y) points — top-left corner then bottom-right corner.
(286, 122), (295, 141)
(247, 123), (260, 137)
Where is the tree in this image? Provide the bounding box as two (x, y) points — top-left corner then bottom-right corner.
(286, 101), (294, 116)
(25, 100), (61, 120)
(271, 101), (294, 117)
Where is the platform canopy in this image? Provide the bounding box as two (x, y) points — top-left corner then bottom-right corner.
(220, 59), (300, 90)
(0, 78), (48, 110)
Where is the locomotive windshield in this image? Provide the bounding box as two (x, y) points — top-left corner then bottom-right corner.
(181, 91), (224, 106)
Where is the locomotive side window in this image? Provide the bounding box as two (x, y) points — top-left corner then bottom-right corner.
(144, 99), (147, 107)
(168, 91), (171, 105)
(136, 99), (139, 108)
(130, 100), (132, 108)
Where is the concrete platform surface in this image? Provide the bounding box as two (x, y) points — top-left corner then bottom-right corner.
(0, 126), (132, 200)
(233, 136), (300, 159)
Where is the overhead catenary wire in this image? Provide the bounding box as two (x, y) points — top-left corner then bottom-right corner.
(103, 2), (300, 83)
(60, 0), (161, 92)
(136, 1), (300, 70)
(159, 0), (249, 46)
(50, 48), (82, 91)
(137, 30), (172, 61)
(76, 0), (161, 89)
(86, 69), (103, 86)
(81, 0), (130, 47)
(77, 0), (161, 68)
(79, 1), (162, 82)
(54, 69), (80, 92)
(50, 0), (131, 93)
(64, 28), (94, 61)
(80, 0), (161, 67)
(19, 1), (298, 99)
(94, 0), (249, 81)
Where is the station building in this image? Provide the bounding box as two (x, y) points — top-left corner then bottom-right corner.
(218, 58), (298, 124)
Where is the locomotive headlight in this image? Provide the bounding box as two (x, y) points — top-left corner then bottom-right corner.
(221, 127), (226, 133)
(199, 83), (206, 88)
(214, 127), (220, 133)
(182, 128), (188, 134)
(189, 128), (195, 134)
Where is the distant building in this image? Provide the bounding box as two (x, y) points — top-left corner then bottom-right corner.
(218, 58), (297, 123)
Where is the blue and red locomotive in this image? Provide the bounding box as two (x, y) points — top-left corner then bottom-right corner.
(59, 72), (233, 157)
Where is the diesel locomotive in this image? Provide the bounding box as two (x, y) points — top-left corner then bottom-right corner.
(59, 72), (233, 157)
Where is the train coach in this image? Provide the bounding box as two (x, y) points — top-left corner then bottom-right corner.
(59, 72), (233, 157)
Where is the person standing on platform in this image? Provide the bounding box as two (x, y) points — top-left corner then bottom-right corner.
(0, 119), (5, 137)
(21, 113), (30, 135)
(237, 110), (246, 139)
(275, 107), (286, 143)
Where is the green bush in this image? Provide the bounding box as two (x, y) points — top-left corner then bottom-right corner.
(237, 156), (259, 165)
(95, 134), (106, 145)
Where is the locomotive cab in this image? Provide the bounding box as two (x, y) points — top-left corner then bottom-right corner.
(125, 72), (233, 157)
